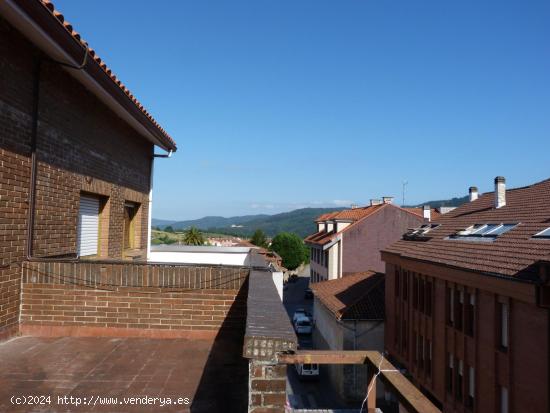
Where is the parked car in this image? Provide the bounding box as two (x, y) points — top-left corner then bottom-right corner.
(292, 308), (306, 323)
(304, 288), (313, 299)
(294, 315), (313, 334)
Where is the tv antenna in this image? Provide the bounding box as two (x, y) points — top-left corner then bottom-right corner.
(402, 180), (408, 206)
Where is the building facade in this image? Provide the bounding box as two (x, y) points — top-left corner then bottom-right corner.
(305, 199), (431, 282)
(0, 0), (176, 340)
(311, 271), (385, 401)
(382, 177), (550, 413)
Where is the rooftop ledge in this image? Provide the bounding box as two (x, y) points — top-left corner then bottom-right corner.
(243, 269), (297, 361)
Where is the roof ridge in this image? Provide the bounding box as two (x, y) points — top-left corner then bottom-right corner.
(38, 0), (176, 149)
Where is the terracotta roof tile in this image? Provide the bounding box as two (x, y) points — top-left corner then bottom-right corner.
(310, 272), (385, 320)
(37, 0), (176, 150)
(384, 178), (550, 281)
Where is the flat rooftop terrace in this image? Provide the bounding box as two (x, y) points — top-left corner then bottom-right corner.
(0, 335), (248, 412)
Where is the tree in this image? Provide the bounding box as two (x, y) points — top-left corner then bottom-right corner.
(250, 229), (268, 248)
(164, 225), (174, 233)
(269, 232), (308, 271)
(182, 227), (205, 246)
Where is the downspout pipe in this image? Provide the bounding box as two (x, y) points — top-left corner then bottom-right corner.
(147, 150), (172, 259)
(25, 49), (88, 260)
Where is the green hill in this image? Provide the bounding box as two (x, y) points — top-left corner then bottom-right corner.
(153, 207), (343, 238)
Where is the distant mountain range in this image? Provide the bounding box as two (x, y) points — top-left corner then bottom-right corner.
(404, 195), (469, 209)
(152, 208), (344, 238)
(153, 195), (470, 239)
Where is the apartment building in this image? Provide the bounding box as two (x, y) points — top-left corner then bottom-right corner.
(305, 198), (433, 282)
(382, 177), (550, 413)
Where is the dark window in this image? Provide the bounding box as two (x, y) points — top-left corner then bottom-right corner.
(498, 302), (509, 350)
(447, 287), (454, 326)
(456, 359), (463, 402)
(419, 278), (425, 312)
(456, 290), (464, 331)
(413, 276), (419, 309)
(426, 339), (432, 378)
(447, 353), (454, 394)
(403, 271), (408, 301)
(402, 319), (408, 352)
(466, 365), (475, 409)
(419, 335), (424, 370)
(395, 268), (400, 297)
(324, 251), (328, 268)
(465, 292), (475, 337)
(425, 281), (433, 316)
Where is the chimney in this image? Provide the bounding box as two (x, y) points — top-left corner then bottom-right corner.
(350, 204), (358, 209)
(382, 196), (394, 204)
(469, 186), (479, 202)
(370, 199), (382, 206)
(494, 176), (506, 208)
(423, 205), (431, 221)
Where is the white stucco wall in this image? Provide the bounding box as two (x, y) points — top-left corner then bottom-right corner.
(149, 246), (252, 266)
(328, 242), (340, 280)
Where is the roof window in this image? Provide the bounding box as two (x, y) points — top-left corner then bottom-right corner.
(403, 224), (440, 241)
(450, 223), (517, 241)
(533, 227), (550, 239)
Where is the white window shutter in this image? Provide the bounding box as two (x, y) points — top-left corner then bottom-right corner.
(77, 195), (100, 257)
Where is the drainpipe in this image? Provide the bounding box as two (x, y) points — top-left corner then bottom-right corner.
(25, 49), (88, 260)
(148, 151), (172, 259)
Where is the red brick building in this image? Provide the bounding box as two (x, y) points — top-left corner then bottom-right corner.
(305, 199), (434, 282)
(0, 0), (176, 341)
(382, 177), (550, 413)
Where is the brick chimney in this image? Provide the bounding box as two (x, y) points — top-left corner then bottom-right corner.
(382, 196), (394, 204)
(494, 176), (506, 208)
(469, 186), (479, 202)
(423, 205), (431, 221)
(370, 199), (382, 206)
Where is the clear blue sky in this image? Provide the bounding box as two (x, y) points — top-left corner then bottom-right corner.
(55, 0), (550, 220)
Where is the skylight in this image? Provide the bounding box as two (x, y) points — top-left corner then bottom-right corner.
(533, 227), (550, 239)
(403, 224), (440, 241)
(449, 223), (517, 241)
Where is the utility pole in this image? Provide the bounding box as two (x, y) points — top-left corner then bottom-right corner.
(402, 180), (408, 206)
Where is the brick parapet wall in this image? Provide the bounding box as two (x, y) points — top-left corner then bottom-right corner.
(20, 260), (249, 338)
(248, 361), (287, 413)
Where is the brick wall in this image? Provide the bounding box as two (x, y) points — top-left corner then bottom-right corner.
(0, 14), (155, 338)
(20, 260), (249, 338)
(248, 361), (287, 413)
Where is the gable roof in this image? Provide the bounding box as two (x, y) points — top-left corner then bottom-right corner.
(305, 203), (426, 246)
(2, 0), (176, 151)
(383, 178), (550, 282)
(310, 271), (385, 321)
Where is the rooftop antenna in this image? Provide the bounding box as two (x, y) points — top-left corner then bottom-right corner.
(402, 180), (408, 206)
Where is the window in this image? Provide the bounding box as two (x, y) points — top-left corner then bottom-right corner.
(447, 287), (455, 326)
(466, 366), (475, 409)
(403, 224), (441, 240)
(533, 227), (550, 239)
(456, 290), (464, 331)
(414, 331), (419, 364)
(426, 339), (432, 378)
(413, 276), (419, 309)
(324, 251), (328, 268)
(419, 278), (425, 312)
(403, 271), (408, 301)
(447, 353), (454, 393)
(77, 194), (100, 257)
(456, 359), (463, 402)
(402, 319), (408, 352)
(449, 223), (517, 241)
(500, 303), (509, 349)
(419, 335), (425, 370)
(123, 202), (139, 250)
(425, 281), (433, 316)
(500, 386), (509, 413)
(465, 293), (475, 336)
(395, 269), (400, 297)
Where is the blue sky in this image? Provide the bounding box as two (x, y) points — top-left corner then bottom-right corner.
(55, 0), (550, 220)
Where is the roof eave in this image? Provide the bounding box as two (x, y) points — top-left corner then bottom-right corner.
(1, 0), (176, 152)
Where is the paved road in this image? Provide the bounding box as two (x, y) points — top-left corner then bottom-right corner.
(283, 268), (359, 411)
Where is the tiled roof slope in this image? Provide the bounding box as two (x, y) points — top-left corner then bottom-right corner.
(35, 0), (176, 150)
(384, 178), (550, 282)
(310, 271), (385, 320)
(305, 203), (426, 246)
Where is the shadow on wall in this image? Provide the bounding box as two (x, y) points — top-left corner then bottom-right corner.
(190, 280), (250, 413)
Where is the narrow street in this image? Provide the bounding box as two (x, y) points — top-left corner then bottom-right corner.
(283, 267), (361, 411)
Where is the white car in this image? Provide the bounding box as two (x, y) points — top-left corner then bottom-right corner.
(292, 308), (312, 324)
(294, 315), (313, 334)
